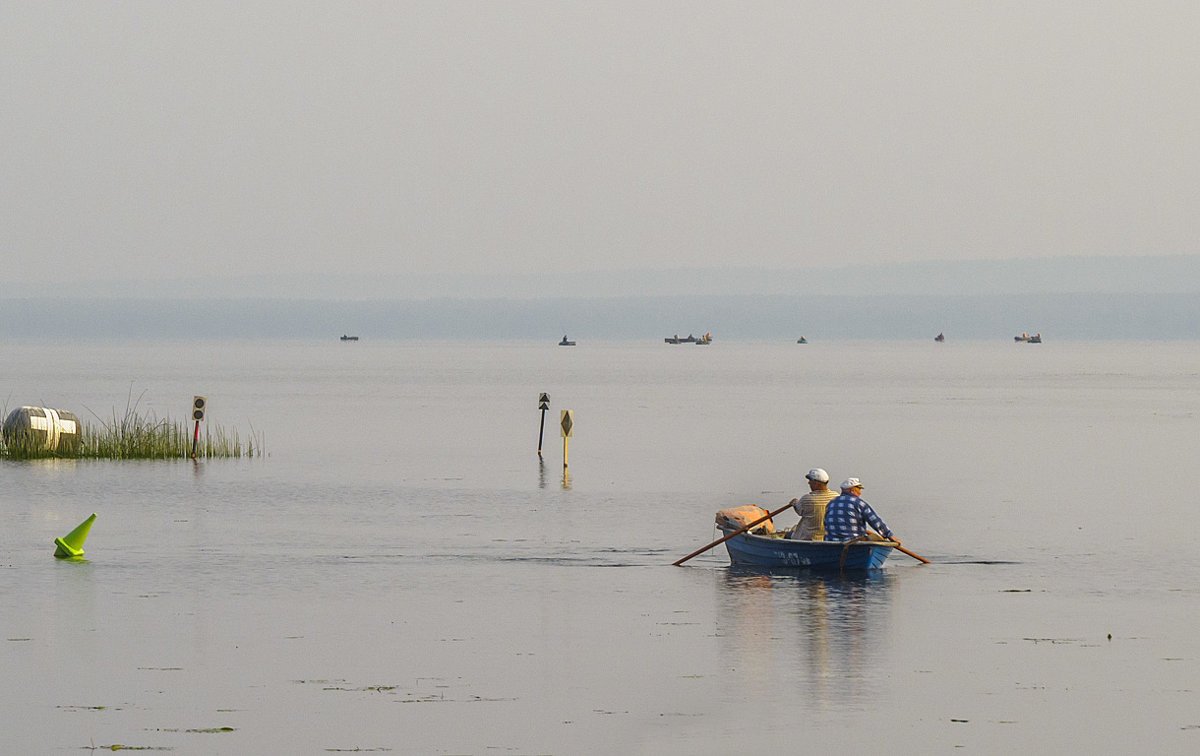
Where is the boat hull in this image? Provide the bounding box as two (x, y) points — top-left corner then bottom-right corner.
(720, 529), (893, 570)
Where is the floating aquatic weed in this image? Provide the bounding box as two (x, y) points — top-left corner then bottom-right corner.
(1022, 637), (1081, 644)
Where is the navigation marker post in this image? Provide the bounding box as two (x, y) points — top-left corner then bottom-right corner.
(560, 409), (573, 469)
(190, 396), (206, 459)
(537, 393), (550, 456)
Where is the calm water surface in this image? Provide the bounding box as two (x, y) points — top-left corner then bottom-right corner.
(2, 339), (1199, 753)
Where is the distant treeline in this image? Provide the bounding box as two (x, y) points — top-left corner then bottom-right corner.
(0, 293), (1197, 341)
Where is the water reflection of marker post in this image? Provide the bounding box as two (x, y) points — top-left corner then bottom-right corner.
(560, 409), (573, 469)
(190, 396), (206, 459)
(537, 393), (550, 456)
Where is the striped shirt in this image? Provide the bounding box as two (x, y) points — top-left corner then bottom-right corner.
(789, 489), (838, 540)
(823, 493), (894, 541)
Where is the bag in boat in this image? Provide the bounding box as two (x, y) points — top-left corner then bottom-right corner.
(714, 505), (774, 534)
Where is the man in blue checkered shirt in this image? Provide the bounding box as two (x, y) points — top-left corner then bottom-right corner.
(823, 477), (899, 544)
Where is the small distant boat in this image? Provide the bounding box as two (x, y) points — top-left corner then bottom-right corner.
(719, 528), (895, 570)
(664, 334), (698, 344)
(558, 335), (576, 346)
(797, 336), (808, 344)
(1028, 333), (1042, 343)
(694, 333), (712, 345)
(340, 335), (359, 341)
(1014, 332), (1042, 343)
(934, 332), (945, 342)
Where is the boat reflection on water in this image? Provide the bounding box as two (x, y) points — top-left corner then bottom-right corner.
(717, 567), (896, 706)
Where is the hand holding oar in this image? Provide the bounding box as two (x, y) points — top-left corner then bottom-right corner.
(673, 503), (794, 566)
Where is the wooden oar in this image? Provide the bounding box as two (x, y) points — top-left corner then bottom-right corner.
(878, 542), (931, 566)
(889, 542), (930, 564)
(673, 503), (794, 566)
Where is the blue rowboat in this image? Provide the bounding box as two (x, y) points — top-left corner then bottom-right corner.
(719, 528), (895, 570)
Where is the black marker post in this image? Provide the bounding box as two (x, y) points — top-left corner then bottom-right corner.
(537, 392), (550, 456)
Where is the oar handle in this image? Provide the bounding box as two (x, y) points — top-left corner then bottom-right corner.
(673, 503), (794, 566)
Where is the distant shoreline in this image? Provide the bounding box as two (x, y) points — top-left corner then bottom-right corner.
(1, 292), (1196, 341)
(9, 255), (1200, 301)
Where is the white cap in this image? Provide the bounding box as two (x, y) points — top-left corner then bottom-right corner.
(805, 468), (829, 483)
(840, 477), (863, 491)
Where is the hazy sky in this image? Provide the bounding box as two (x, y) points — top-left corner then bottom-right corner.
(3, 2), (1199, 292)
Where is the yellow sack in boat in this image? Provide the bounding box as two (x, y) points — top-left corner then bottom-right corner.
(715, 505), (774, 534)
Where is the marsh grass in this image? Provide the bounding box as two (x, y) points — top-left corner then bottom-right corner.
(0, 394), (262, 461)
(75, 414), (260, 460)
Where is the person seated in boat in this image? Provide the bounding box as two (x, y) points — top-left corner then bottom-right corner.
(823, 478), (899, 544)
(787, 467), (837, 541)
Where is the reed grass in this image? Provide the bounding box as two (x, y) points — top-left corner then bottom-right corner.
(74, 415), (261, 460)
(0, 397), (262, 461)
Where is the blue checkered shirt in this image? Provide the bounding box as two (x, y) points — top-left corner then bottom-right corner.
(823, 493), (894, 541)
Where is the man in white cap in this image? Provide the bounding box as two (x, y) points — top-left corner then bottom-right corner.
(823, 477), (898, 543)
(787, 468), (837, 541)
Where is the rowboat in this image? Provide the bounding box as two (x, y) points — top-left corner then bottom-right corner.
(718, 528), (895, 570)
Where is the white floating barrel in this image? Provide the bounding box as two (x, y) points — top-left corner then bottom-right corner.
(2, 406), (81, 453)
